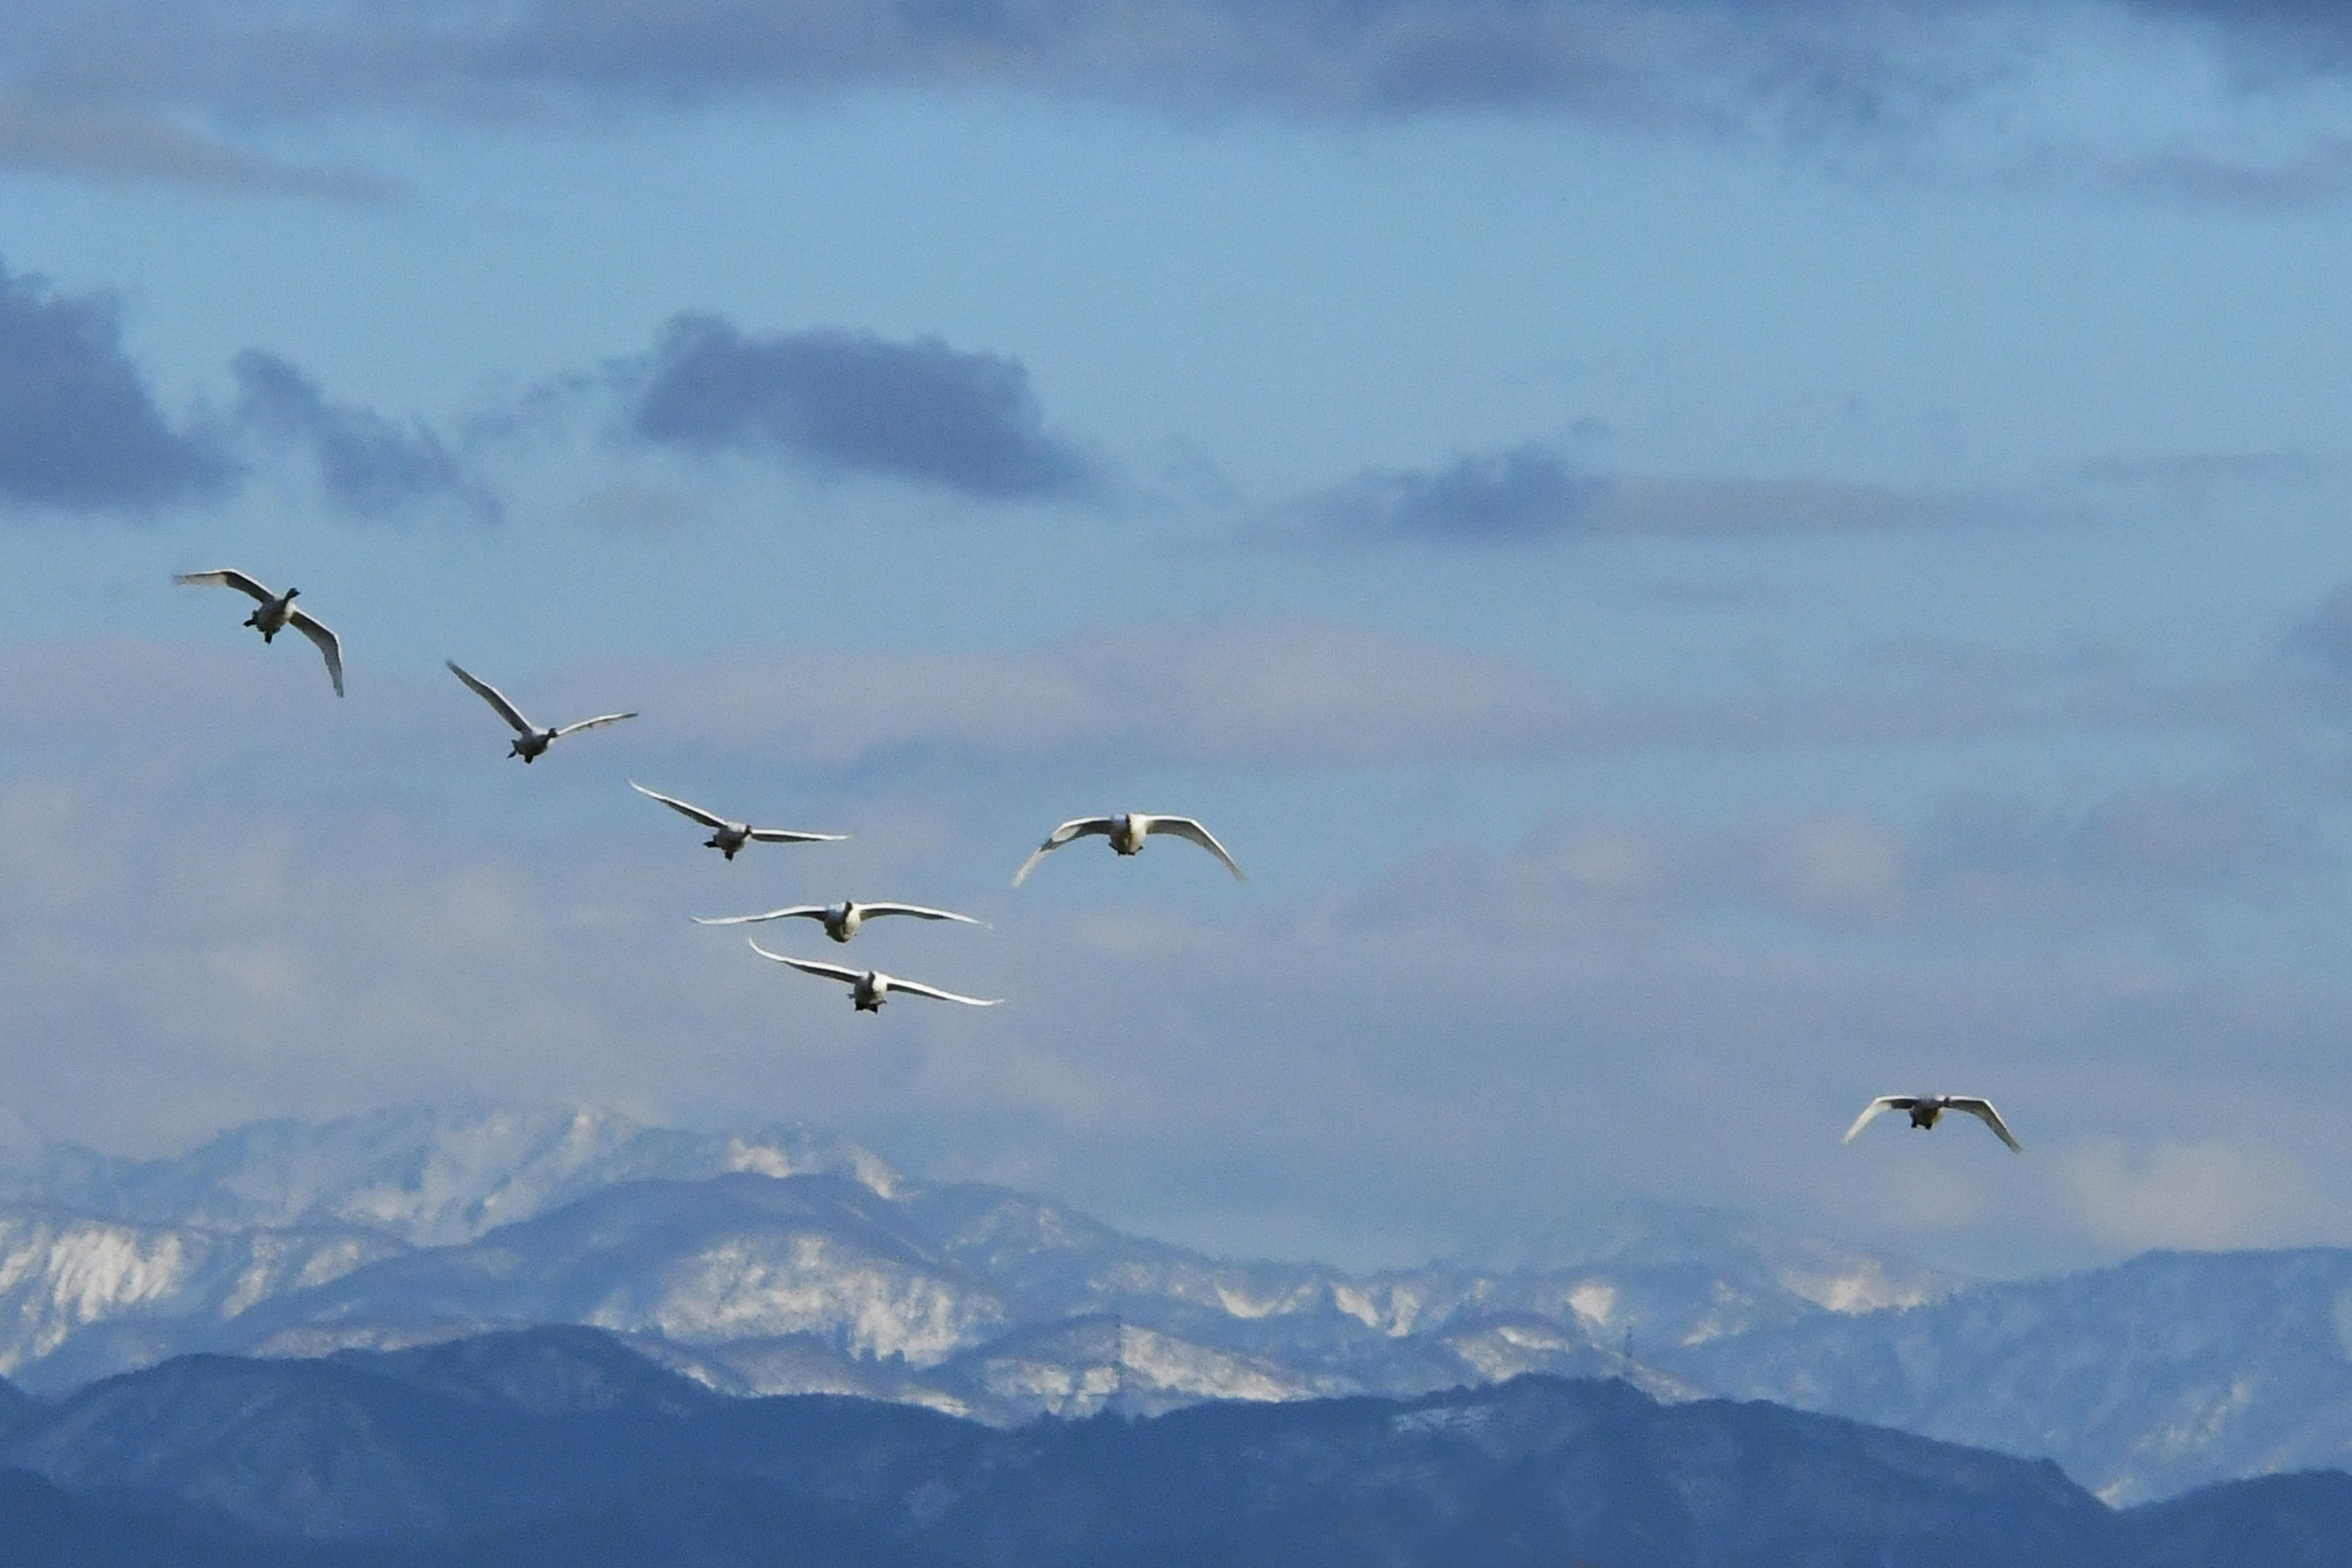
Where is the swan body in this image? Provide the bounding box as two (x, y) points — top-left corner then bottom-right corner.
(696, 900), (983, 941)
(175, 570), (344, 696)
(630, 782), (846, 859)
(747, 939), (998, 1011)
(1844, 1095), (2021, 1152)
(1012, 813), (1245, 886)
(447, 660), (635, 761)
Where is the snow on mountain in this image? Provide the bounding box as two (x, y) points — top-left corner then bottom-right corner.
(0, 1205), (401, 1381)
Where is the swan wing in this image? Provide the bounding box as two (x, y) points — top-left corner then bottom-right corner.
(1842, 1097), (1912, 1144)
(858, 903), (986, 927)
(446, 661), (533, 733)
(745, 941), (861, 985)
(175, 568), (273, 603)
(881, 973), (1001, 1008)
(552, 711), (636, 737)
(747, 826), (851, 843)
(1140, 815), (1246, 881)
(284, 608), (344, 697)
(1950, 1098), (2023, 1152)
(1012, 817), (1115, 886)
(693, 907), (823, 927)
(631, 782), (727, 830)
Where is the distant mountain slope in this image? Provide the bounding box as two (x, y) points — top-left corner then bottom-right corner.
(1665, 1247), (2352, 1505)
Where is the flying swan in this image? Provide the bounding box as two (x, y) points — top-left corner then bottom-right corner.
(174, 570), (344, 696)
(747, 939), (1000, 1012)
(630, 782), (846, 859)
(1843, 1095), (2022, 1152)
(696, 900), (984, 941)
(1012, 813), (1245, 887)
(447, 660), (635, 762)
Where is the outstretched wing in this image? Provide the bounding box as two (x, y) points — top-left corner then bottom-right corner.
(858, 903), (986, 927)
(446, 661), (533, 733)
(1140, 815), (1246, 881)
(747, 826), (850, 843)
(1011, 817), (1116, 886)
(286, 608), (344, 698)
(881, 973), (1001, 1008)
(631, 782), (728, 831)
(1842, 1097), (1913, 1144)
(175, 568), (273, 603)
(746, 940), (861, 985)
(1949, 1098), (2023, 1153)
(552, 712), (636, 738)
(693, 907), (824, 927)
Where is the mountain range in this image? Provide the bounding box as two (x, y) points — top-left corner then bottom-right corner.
(6, 1325), (2352, 1566)
(1, 1102), (2348, 1504)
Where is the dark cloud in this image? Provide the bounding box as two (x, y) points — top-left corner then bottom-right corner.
(0, 260), (228, 515)
(233, 351), (491, 521)
(627, 314), (1091, 500)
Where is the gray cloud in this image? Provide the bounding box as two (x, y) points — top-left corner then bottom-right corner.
(0, 260), (230, 516)
(233, 350), (494, 521)
(626, 314), (1092, 501)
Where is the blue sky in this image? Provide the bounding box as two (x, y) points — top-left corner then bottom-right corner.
(7, 0), (2352, 1276)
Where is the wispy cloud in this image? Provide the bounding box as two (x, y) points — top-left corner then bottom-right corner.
(1286, 444), (2011, 546)
(233, 352), (496, 522)
(0, 95), (399, 199)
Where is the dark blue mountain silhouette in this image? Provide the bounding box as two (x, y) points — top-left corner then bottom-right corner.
(0, 1327), (2343, 1566)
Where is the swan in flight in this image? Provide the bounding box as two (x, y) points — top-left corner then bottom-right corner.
(1844, 1095), (2021, 1152)
(1012, 813), (1245, 886)
(696, 900), (984, 941)
(173, 570), (344, 696)
(630, 782), (846, 859)
(447, 660), (635, 762)
(747, 939), (999, 1012)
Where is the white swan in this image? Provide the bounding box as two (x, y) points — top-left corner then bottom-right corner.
(1844, 1095), (2021, 1152)
(174, 570), (344, 696)
(630, 782), (846, 860)
(447, 660), (635, 762)
(696, 900), (984, 941)
(747, 939), (999, 1011)
(1012, 813), (1245, 886)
